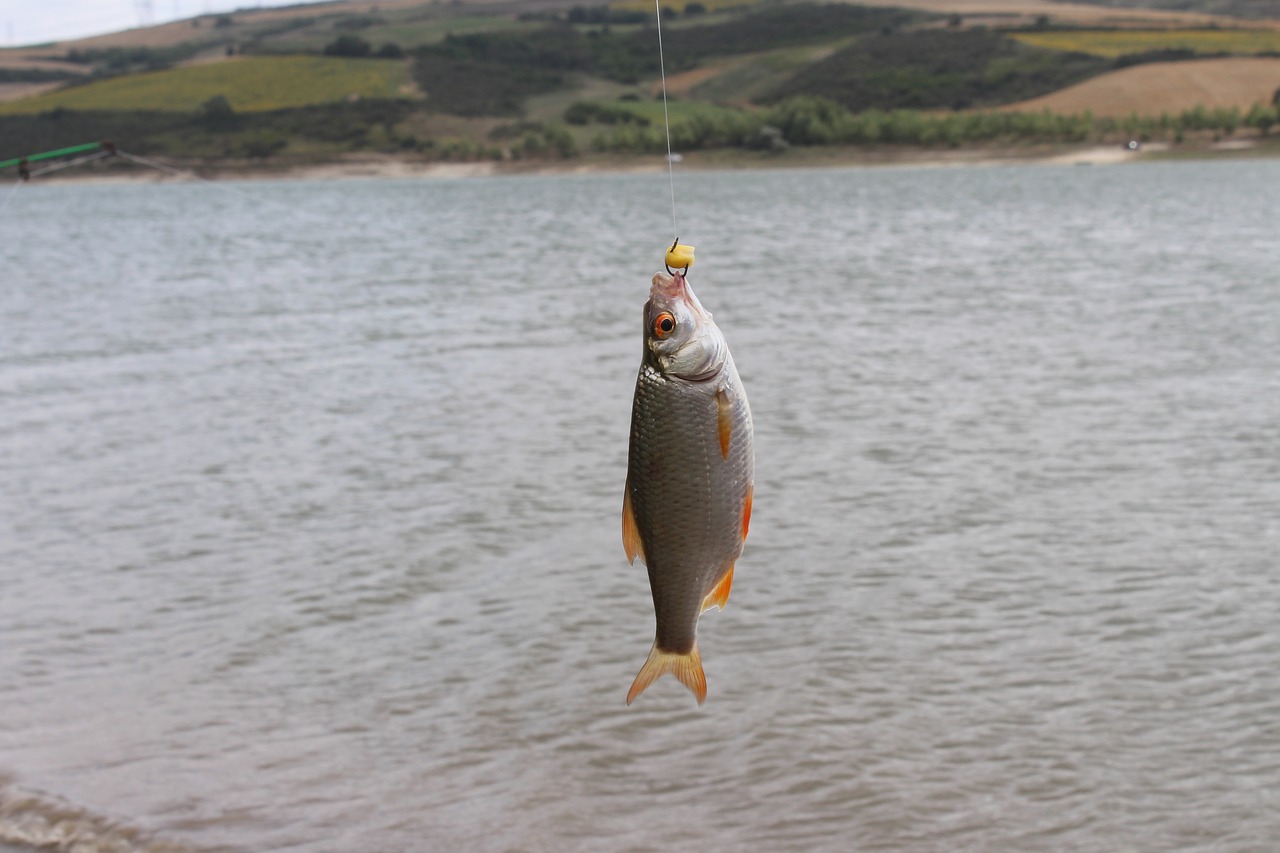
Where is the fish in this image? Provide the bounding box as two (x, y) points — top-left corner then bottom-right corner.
(623, 269), (754, 705)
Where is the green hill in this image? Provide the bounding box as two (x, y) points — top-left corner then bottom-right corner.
(1009, 28), (1280, 57)
(762, 27), (1112, 111)
(1, 0), (1278, 170)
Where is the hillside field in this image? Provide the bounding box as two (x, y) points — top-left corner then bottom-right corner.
(1011, 28), (1280, 56)
(837, 0), (1230, 25)
(1005, 56), (1280, 115)
(0, 56), (409, 115)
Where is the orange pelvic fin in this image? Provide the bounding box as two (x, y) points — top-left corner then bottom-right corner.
(626, 641), (706, 706)
(741, 485), (753, 541)
(701, 565), (734, 613)
(622, 482), (645, 565)
(716, 388), (732, 459)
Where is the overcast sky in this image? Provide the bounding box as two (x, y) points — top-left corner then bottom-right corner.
(1, 0), (301, 47)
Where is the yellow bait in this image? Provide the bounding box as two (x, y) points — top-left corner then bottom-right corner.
(665, 243), (695, 271)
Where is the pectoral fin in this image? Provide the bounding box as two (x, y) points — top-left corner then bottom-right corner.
(622, 482), (645, 565)
(716, 388), (732, 459)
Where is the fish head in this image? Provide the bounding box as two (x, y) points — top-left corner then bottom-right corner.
(644, 272), (728, 381)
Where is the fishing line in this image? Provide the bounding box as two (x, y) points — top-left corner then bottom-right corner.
(27, 149), (114, 179)
(115, 149), (205, 181)
(654, 0), (678, 245)
(113, 150), (377, 236)
(0, 177), (21, 213)
(5, 147), (338, 232)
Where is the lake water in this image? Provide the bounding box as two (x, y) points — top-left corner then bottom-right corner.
(1, 160), (1278, 852)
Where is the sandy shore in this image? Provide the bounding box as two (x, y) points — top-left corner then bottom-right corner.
(16, 137), (1278, 185)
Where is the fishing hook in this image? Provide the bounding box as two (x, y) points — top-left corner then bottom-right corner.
(665, 237), (689, 277)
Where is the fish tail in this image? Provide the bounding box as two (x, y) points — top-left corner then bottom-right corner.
(626, 641), (706, 706)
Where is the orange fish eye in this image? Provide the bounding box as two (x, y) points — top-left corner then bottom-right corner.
(653, 312), (676, 339)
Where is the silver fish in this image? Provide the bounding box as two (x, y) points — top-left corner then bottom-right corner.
(623, 270), (754, 705)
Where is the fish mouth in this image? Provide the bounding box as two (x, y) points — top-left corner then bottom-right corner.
(650, 272), (712, 321)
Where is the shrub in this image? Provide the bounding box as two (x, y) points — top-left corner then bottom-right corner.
(199, 94), (237, 130)
(1245, 102), (1276, 135)
(742, 124), (788, 151)
(563, 101), (650, 126)
(240, 132), (287, 158)
(765, 95), (847, 144)
(324, 35), (372, 58)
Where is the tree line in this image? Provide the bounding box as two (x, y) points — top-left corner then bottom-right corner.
(584, 96), (1280, 154)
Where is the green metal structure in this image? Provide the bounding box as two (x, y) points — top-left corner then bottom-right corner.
(0, 141), (110, 173)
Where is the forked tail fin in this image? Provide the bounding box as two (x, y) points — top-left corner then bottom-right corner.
(626, 641), (706, 705)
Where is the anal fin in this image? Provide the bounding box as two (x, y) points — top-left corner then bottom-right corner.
(700, 565), (734, 613)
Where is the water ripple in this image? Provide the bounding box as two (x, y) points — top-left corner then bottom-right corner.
(1, 163), (1279, 852)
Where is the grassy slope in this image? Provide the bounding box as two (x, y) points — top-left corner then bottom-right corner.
(813, 0), (1227, 26)
(1011, 28), (1280, 57)
(0, 56), (408, 115)
(253, 15), (543, 54)
(763, 27), (1112, 110)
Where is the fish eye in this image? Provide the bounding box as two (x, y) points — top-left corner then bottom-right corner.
(653, 312), (676, 339)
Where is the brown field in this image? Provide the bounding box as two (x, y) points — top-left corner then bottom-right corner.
(660, 64), (741, 97)
(0, 81), (64, 102)
(1003, 57), (1280, 116)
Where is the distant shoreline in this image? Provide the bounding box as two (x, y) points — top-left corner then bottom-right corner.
(21, 137), (1280, 185)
